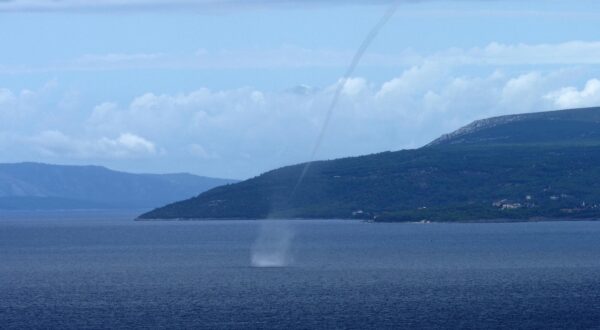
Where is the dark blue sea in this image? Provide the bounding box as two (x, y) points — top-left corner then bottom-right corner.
(2, 212), (600, 329)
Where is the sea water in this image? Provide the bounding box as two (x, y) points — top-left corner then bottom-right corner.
(2, 213), (600, 329)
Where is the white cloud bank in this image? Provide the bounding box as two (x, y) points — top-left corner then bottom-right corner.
(2, 63), (600, 178)
(545, 79), (600, 109)
(29, 131), (158, 158)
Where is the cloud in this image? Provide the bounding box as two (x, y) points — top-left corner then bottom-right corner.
(74, 53), (164, 69)
(545, 79), (600, 109)
(0, 0), (398, 12)
(29, 130), (158, 158)
(103, 133), (157, 156)
(0, 64), (597, 178)
(0, 88), (17, 113)
(336, 77), (368, 96)
(78, 65), (580, 176)
(0, 87), (39, 128)
(1, 0), (598, 16)
(451, 41), (600, 65)
(0, 46), (395, 73)
(4, 41), (600, 75)
(0, 88), (15, 104)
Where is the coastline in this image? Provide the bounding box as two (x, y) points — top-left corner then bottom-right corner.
(135, 216), (600, 224)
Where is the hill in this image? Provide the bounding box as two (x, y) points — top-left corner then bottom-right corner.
(0, 163), (237, 210)
(428, 107), (600, 147)
(138, 107), (600, 222)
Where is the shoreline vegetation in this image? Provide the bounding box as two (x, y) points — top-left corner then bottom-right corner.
(136, 217), (600, 224)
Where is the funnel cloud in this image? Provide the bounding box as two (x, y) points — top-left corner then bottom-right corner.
(292, 2), (399, 196)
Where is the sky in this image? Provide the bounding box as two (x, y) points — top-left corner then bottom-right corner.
(2, 0), (600, 179)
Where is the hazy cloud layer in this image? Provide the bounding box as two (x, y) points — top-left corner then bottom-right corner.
(3, 42), (600, 74)
(3, 0), (598, 19)
(0, 0), (397, 12)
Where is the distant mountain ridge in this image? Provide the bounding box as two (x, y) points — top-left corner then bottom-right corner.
(0, 162), (237, 210)
(138, 106), (600, 222)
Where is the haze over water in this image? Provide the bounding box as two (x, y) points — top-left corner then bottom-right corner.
(2, 215), (600, 329)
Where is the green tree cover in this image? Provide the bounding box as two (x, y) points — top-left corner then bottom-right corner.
(139, 107), (600, 222)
